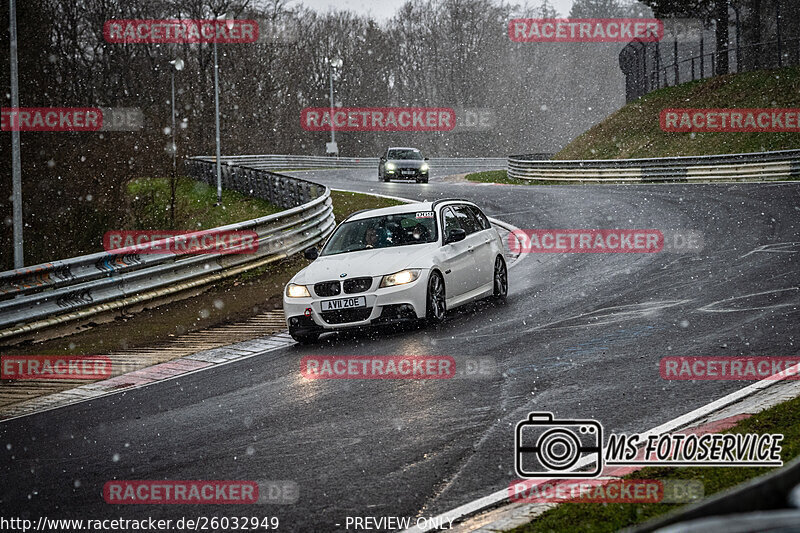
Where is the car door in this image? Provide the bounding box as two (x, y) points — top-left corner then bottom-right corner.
(464, 205), (497, 288)
(451, 205), (491, 291)
(439, 206), (475, 301)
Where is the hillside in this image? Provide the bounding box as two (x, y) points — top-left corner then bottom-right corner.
(555, 66), (800, 160)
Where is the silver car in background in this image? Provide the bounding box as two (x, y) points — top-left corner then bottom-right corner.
(378, 147), (430, 183)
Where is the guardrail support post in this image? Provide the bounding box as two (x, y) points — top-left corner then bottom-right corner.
(674, 39), (679, 85)
(777, 2), (783, 68)
(700, 29), (704, 79)
(655, 41), (661, 89)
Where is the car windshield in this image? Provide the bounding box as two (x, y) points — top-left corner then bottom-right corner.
(387, 149), (423, 160)
(321, 212), (438, 256)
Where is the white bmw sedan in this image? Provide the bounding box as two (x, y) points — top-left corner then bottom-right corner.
(283, 199), (508, 343)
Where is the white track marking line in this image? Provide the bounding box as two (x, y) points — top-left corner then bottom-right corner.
(739, 242), (800, 259)
(697, 287), (800, 313)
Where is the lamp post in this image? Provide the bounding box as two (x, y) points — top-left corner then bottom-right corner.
(169, 58), (184, 226)
(9, 0), (23, 268)
(213, 14), (234, 205)
(213, 39), (222, 204)
(326, 57), (342, 156)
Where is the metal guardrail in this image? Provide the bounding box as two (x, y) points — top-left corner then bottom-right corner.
(631, 455), (800, 532)
(194, 154), (509, 170)
(508, 149), (800, 182)
(0, 161), (335, 341)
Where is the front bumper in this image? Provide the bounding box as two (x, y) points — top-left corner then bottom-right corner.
(385, 167), (428, 179)
(283, 273), (428, 332)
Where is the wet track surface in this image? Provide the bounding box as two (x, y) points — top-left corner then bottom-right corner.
(2, 167), (800, 531)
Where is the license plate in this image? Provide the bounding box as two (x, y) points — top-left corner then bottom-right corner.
(402, 170), (415, 175)
(321, 296), (367, 311)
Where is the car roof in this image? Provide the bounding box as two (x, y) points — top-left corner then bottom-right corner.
(387, 147), (420, 151)
(344, 199), (473, 222)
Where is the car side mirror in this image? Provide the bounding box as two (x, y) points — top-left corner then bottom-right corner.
(445, 228), (466, 244)
(380, 156), (386, 161)
(304, 247), (319, 260)
(424, 157), (429, 161)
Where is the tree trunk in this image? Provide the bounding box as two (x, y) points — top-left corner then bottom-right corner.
(752, 0), (762, 68)
(715, 0), (730, 74)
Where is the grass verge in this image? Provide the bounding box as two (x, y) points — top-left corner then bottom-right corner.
(126, 177), (283, 230)
(464, 170), (579, 185)
(465, 170), (527, 185)
(510, 394), (800, 532)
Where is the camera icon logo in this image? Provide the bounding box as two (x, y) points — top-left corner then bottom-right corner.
(515, 412), (604, 478)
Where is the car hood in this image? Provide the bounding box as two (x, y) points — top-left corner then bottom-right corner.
(387, 159), (424, 169)
(293, 245), (436, 283)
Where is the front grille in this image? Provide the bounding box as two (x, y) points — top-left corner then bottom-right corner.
(320, 308), (372, 324)
(314, 281), (341, 297)
(289, 315), (318, 329)
(343, 277), (373, 294)
(374, 304), (417, 323)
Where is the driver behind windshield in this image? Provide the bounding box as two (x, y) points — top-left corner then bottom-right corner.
(365, 227), (379, 248)
(365, 224), (392, 248)
(322, 213), (436, 256)
(411, 223), (429, 242)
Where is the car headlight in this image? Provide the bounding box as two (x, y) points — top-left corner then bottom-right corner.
(385, 162), (396, 171)
(380, 269), (421, 288)
(420, 163), (429, 172)
(286, 283), (311, 298)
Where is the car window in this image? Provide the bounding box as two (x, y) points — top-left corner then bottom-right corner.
(453, 205), (483, 235)
(387, 149), (423, 160)
(468, 205), (491, 230)
(321, 211), (437, 255)
(442, 207), (462, 238)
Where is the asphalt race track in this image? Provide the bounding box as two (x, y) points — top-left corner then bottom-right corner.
(2, 166), (800, 531)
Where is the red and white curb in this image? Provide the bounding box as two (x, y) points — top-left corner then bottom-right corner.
(0, 332), (296, 422)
